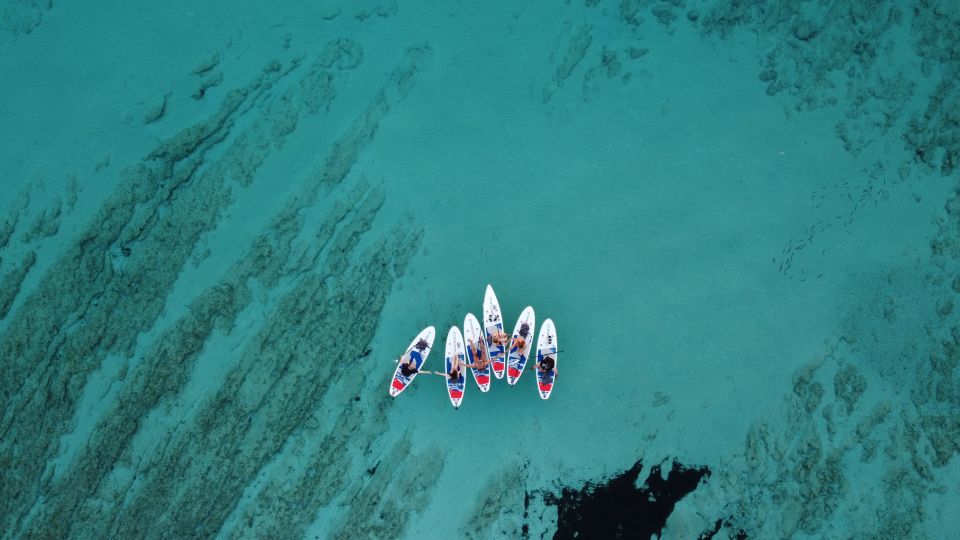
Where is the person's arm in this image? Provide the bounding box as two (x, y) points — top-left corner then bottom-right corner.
(466, 353), (483, 369)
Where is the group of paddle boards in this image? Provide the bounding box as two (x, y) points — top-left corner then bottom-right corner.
(389, 285), (559, 408)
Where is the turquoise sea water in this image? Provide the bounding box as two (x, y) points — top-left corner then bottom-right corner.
(2, 1), (959, 538)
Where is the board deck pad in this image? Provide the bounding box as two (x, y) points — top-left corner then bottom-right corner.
(507, 306), (536, 385)
(535, 318), (558, 399)
(484, 284), (508, 379)
(445, 325), (466, 408)
(464, 313), (491, 392)
(389, 326), (436, 397)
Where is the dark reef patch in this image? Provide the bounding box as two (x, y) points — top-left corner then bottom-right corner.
(544, 460), (710, 539)
(699, 517), (749, 539)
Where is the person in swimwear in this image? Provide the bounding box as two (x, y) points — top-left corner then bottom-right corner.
(446, 350), (463, 381)
(489, 328), (509, 348)
(464, 338), (489, 370)
(398, 338), (429, 377)
(509, 323), (530, 357)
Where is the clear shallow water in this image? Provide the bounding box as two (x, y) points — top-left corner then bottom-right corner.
(1, 1), (958, 538)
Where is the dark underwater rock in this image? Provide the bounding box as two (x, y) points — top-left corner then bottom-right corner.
(544, 459), (710, 539)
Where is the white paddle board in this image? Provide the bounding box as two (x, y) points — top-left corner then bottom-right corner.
(484, 284), (508, 379)
(506, 306), (535, 385)
(464, 313), (491, 392)
(445, 325), (466, 408)
(389, 326), (435, 397)
(535, 318), (558, 399)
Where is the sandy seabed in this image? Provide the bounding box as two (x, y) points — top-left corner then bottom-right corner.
(1, 1), (959, 538)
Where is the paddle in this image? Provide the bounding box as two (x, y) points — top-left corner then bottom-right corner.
(504, 348), (563, 361)
(420, 370), (470, 384)
(406, 350), (562, 376)
(530, 349), (562, 379)
(394, 344), (432, 363)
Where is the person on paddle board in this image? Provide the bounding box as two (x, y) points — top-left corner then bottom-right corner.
(509, 324), (530, 357)
(489, 328), (509, 347)
(536, 355), (558, 382)
(398, 338), (430, 377)
(446, 353), (463, 381)
(464, 338), (489, 370)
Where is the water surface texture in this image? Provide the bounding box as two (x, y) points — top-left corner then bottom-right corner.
(2, 1), (959, 538)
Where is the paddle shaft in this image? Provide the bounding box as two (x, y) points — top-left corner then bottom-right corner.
(401, 348), (562, 374)
(424, 359), (559, 378)
(394, 344), (432, 363)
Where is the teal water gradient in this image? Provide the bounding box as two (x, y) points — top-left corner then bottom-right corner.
(1, 1), (958, 538)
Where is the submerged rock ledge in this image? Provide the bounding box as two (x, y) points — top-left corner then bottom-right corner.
(1, 39), (437, 539)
